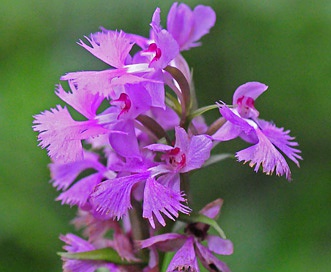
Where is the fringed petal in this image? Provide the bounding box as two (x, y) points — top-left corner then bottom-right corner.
(78, 30), (134, 68)
(56, 84), (104, 119)
(143, 177), (191, 228)
(90, 172), (150, 220)
(33, 105), (108, 163)
(236, 129), (292, 180)
(61, 69), (125, 97)
(259, 120), (302, 166)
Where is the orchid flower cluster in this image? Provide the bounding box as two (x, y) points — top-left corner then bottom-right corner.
(33, 3), (302, 272)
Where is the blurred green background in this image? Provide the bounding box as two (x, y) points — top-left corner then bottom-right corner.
(1, 0), (330, 271)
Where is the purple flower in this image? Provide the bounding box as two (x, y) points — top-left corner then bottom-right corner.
(146, 126), (213, 195)
(213, 82), (302, 180)
(146, 126), (213, 173)
(32, 84), (110, 163)
(62, 8), (179, 99)
(137, 199), (233, 272)
(167, 3), (216, 51)
(146, 7), (180, 69)
(32, 106), (108, 163)
(90, 126), (212, 228)
(90, 171), (191, 229)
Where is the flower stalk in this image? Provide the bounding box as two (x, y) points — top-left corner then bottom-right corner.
(33, 2), (301, 271)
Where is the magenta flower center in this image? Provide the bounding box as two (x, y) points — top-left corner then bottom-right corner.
(236, 96), (259, 119)
(145, 43), (162, 63)
(164, 147), (186, 170)
(111, 93), (131, 119)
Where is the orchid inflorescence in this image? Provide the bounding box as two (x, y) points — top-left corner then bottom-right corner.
(33, 2), (301, 271)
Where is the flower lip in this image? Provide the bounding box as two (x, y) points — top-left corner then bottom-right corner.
(143, 42), (162, 64)
(236, 95), (259, 119)
(111, 93), (132, 119)
(164, 147), (187, 170)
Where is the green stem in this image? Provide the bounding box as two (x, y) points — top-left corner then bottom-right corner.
(129, 199), (150, 261)
(188, 104), (219, 121)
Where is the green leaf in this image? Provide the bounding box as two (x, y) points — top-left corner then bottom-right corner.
(58, 247), (141, 265)
(180, 213), (227, 239)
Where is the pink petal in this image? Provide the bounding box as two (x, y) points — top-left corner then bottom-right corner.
(174, 126), (190, 153)
(232, 82), (268, 106)
(137, 233), (186, 252)
(55, 84), (104, 119)
(167, 237), (199, 272)
(167, 3), (216, 51)
(167, 3), (193, 50)
(191, 5), (216, 47)
(195, 242), (231, 272)
(150, 8), (162, 33)
(236, 129), (292, 180)
(108, 120), (141, 158)
(145, 143), (173, 152)
(61, 69), (125, 97)
(71, 210), (118, 242)
(212, 120), (243, 141)
(206, 235), (234, 255)
(143, 177), (191, 228)
(199, 198), (223, 219)
(150, 106), (180, 130)
(218, 104), (255, 135)
(183, 133), (212, 172)
(90, 172), (150, 220)
(113, 232), (140, 262)
(150, 29), (179, 70)
(78, 30), (134, 68)
(33, 105), (108, 163)
(259, 120), (302, 166)
(60, 233), (95, 253)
